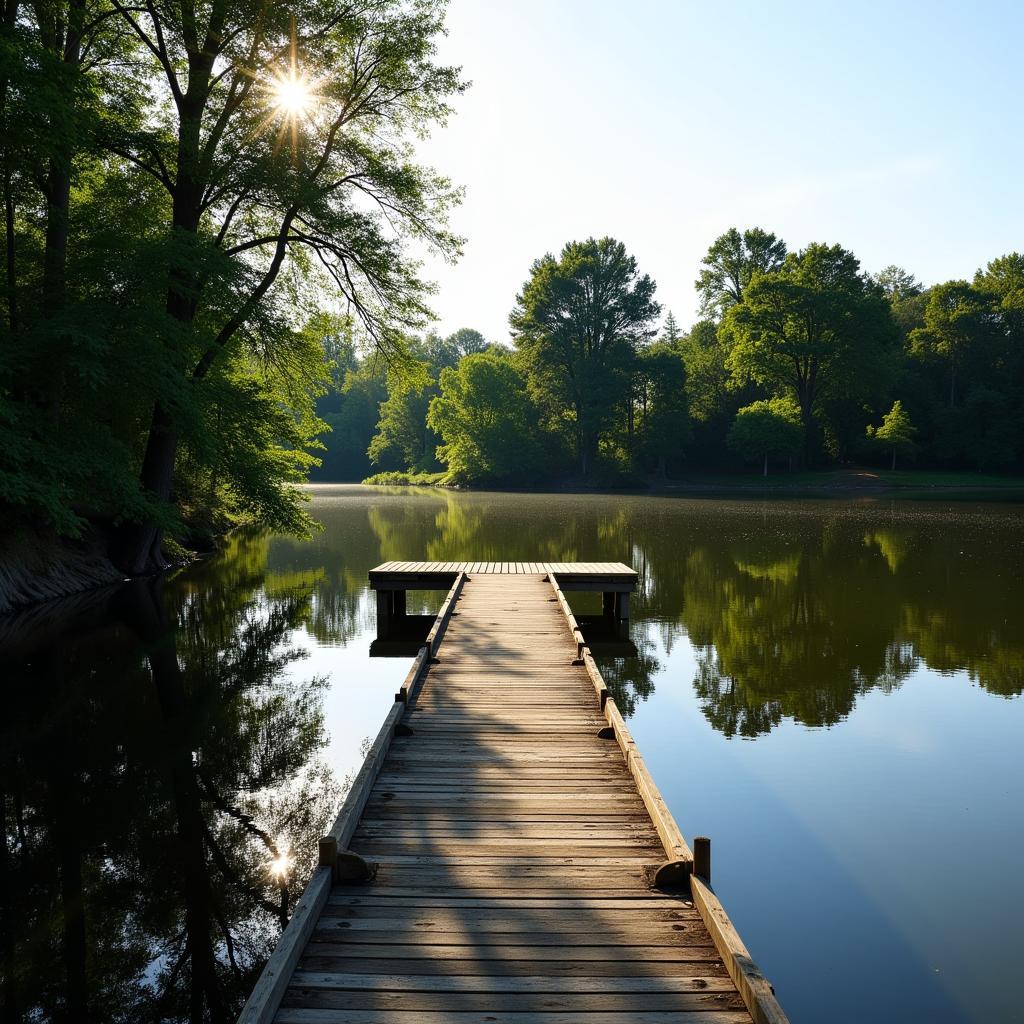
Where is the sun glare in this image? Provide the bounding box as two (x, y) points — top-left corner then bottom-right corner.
(266, 847), (294, 881)
(271, 71), (315, 117)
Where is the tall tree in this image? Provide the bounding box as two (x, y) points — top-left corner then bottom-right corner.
(447, 327), (489, 359)
(634, 343), (690, 475)
(909, 281), (992, 407)
(110, 0), (465, 572)
(661, 310), (681, 344)
(974, 253), (1024, 456)
(725, 243), (896, 458)
(367, 361), (439, 473)
(695, 227), (787, 317)
(510, 237), (659, 477)
(0, 1), (158, 538)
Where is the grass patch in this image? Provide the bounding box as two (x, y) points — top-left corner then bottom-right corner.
(362, 470), (447, 486)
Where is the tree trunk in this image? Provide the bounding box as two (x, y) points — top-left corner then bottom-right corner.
(38, 1), (85, 416)
(580, 431), (598, 479)
(891, 449), (897, 471)
(763, 452), (768, 477)
(117, 91), (208, 573)
(112, 404), (178, 574)
(1, 0), (19, 338)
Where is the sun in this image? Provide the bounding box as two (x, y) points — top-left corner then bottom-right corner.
(271, 70), (315, 118)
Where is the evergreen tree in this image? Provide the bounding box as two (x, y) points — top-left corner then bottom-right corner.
(867, 400), (917, 470)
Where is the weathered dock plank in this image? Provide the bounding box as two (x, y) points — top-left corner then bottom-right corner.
(239, 565), (786, 1024)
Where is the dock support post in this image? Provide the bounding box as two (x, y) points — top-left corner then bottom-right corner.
(603, 591), (630, 622)
(694, 835), (711, 883)
(375, 591), (391, 639)
(375, 589), (408, 640)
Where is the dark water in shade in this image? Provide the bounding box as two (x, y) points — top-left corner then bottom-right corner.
(1, 484), (1022, 1023)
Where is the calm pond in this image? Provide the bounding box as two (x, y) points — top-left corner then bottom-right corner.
(2, 485), (1022, 1022)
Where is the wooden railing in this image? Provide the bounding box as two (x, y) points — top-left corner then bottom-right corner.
(237, 573), (467, 1024)
(545, 571), (789, 1024)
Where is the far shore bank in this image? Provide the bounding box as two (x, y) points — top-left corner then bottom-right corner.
(339, 467), (1024, 499)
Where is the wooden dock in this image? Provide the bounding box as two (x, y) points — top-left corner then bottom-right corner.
(240, 564), (787, 1024)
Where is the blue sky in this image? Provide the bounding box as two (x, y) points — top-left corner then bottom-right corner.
(415, 0), (1024, 342)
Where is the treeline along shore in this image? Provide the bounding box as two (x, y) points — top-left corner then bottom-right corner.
(2, 2), (1023, 612)
(318, 232), (1024, 490)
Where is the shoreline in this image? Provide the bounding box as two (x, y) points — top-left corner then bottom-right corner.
(336, 467), (1024, 500)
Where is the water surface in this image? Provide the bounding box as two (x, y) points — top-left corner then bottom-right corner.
(1, 485), (1022, 1022)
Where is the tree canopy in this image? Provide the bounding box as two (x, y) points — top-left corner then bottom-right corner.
(867, 400), (917, 470)
(725, 243), (897, 457)
(695, 227), (787, 316)
(510, 237), (660, 477)
(0, 0), (465, 573)
(427, 351), (543, 482)
(728, 397), (803, 475)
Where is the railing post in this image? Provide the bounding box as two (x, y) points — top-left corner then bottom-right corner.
(318, 835), (338, 880)
(694, 835), (711, 883)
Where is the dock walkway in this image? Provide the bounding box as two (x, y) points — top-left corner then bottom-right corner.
(240, 565), (787, 1024)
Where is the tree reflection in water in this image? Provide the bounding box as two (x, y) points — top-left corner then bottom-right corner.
(0, 549), (336, 1022)
(2, 489), (1021, 1018)
(617, 512), (1023, 735)
(353, 491), (1023, 731)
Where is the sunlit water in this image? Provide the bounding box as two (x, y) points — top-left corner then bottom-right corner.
(1, 484), (1021, 1022)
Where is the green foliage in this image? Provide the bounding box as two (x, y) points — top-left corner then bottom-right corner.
(910, 281), (994, 406)
(661, 311), (682, 344)
(727, 397), (803, 474)
(0, 0), (465, 569)
(867, 400), (917, 469)
(633, 344), (690, 473)
(368, 360), (440, 472)
(951, 387), (1017, 470)
(873, 266), (922, 302)
(695, 227), (787, 316)
(726, 243), (897, 459)
(428, 352), (545, 483)
(319, 234), (1024, 485)
(510, 237), (660, 477)
(678, 320), (732, 424)
(362, 469), (446, 486)
(315, 360), (388, 481)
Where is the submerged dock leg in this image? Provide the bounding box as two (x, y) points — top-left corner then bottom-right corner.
(375, 589), (408, 640)
(603, 590), (631, 620)
(375, 591), (392, 639)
